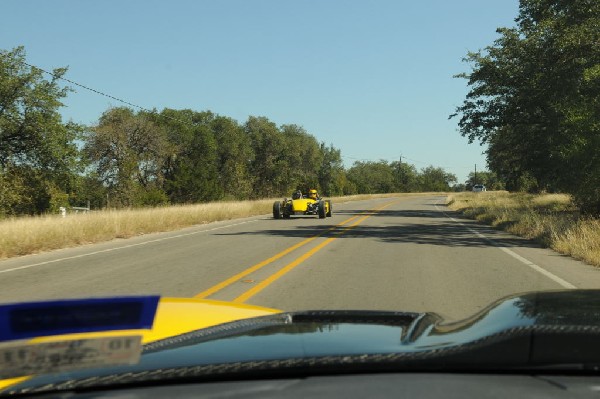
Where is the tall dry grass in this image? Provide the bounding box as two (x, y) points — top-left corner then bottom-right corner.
(0, 200), (274, 259)
(0, 193), (432, 260)
(447, 191), (600, 267)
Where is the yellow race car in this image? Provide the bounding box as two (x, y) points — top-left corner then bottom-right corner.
(273, 189), (332, 219)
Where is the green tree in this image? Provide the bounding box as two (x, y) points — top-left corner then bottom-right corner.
(452, 0), (600, 212)
(245, 116), (287, 197)
(390, 161), (419, 192)
(418, 166), (457, 192)
(157, 109), (222, 203)
(211, 115), (253, 200)
(280, 124), (323, 191)
(70, 173), (107, 210)
(171, 125), (221, 203)
(318, 143), (347, 196)
(347, 161), (396, 194)
(0, 46), (82, 215)
(84, 107), (170, 207)
(465, 170), (505, 191)
(0, 166), (46, 216)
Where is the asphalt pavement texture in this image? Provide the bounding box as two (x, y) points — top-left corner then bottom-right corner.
(1, 195), (599, 321)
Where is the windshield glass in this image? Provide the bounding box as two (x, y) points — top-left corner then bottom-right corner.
(1, 0), (600, 390)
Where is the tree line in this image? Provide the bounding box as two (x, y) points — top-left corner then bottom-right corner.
(0, 46), (459, 217)
(452, 0), (600, 213)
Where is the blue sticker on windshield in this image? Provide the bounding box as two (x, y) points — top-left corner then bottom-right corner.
(0, 296), (159, 342)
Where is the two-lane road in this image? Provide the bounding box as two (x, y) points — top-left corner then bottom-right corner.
(2, 195), (599, 321)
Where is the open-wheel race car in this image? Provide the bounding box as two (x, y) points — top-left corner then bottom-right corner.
(273, 189), (332, 219)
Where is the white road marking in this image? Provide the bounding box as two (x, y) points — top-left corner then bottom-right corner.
(434, 199), (576, 289)
(0, 220), (258, 275)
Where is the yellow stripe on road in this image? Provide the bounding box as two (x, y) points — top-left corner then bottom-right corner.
(233, 201), (399, 303)
(194, 200), (399, 301)
(233, 237), (338, 303)
(193, 214), (361, 299)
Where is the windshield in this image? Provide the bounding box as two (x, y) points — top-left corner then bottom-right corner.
(1, 0), (600, 391)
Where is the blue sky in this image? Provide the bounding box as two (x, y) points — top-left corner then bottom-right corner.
(2, 0), (519, 183)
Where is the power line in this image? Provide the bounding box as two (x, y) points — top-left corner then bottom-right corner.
(21, 61), (195, 127)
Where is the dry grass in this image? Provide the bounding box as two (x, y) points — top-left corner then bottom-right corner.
(447, 191), (600, 267)
(0, 200), (274, 259)
(0, 193), (432, 260)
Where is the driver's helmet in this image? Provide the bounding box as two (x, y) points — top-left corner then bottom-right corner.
(308, 189), (318, 199)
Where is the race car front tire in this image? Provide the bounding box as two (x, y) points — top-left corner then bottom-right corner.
(318, 201), (326, 219)
(273, 201), (282, 219)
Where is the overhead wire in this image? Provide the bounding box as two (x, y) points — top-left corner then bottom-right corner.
(20, 61), (196, 127)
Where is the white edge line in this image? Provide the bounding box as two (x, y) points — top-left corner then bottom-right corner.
(0, 219), (258, 275)
(434, 200), (576, 290)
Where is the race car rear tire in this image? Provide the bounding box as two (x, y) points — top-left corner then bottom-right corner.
(326, 200), (332, 217)
(273, 201), (282, 219)
(318, 201), (326, 219)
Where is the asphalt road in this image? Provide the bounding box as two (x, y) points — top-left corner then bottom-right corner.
(1, 195), (600, 321)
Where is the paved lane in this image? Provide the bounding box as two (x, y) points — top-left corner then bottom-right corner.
(1, 195), (599, 321)
(244, 196), (600, 320)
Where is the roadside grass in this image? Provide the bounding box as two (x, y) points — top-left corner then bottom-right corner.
(0, 200), (274, 259)
(0, 193), (431, 260)
(446, 191), (600, 267)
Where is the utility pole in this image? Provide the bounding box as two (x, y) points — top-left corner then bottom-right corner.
(398, 155), (403, 191)
(474, 164), (477, 185)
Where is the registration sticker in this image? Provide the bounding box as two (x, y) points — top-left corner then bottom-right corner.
(0, 336), (142, 379)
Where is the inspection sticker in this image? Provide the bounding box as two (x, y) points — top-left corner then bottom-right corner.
(0, 335), (142, 379)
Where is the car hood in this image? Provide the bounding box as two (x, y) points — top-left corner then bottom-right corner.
(3, 289), (600, 395)
(0, 298), (280, 393)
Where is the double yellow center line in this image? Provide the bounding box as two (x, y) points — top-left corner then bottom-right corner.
(194, 200), (399, 303)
